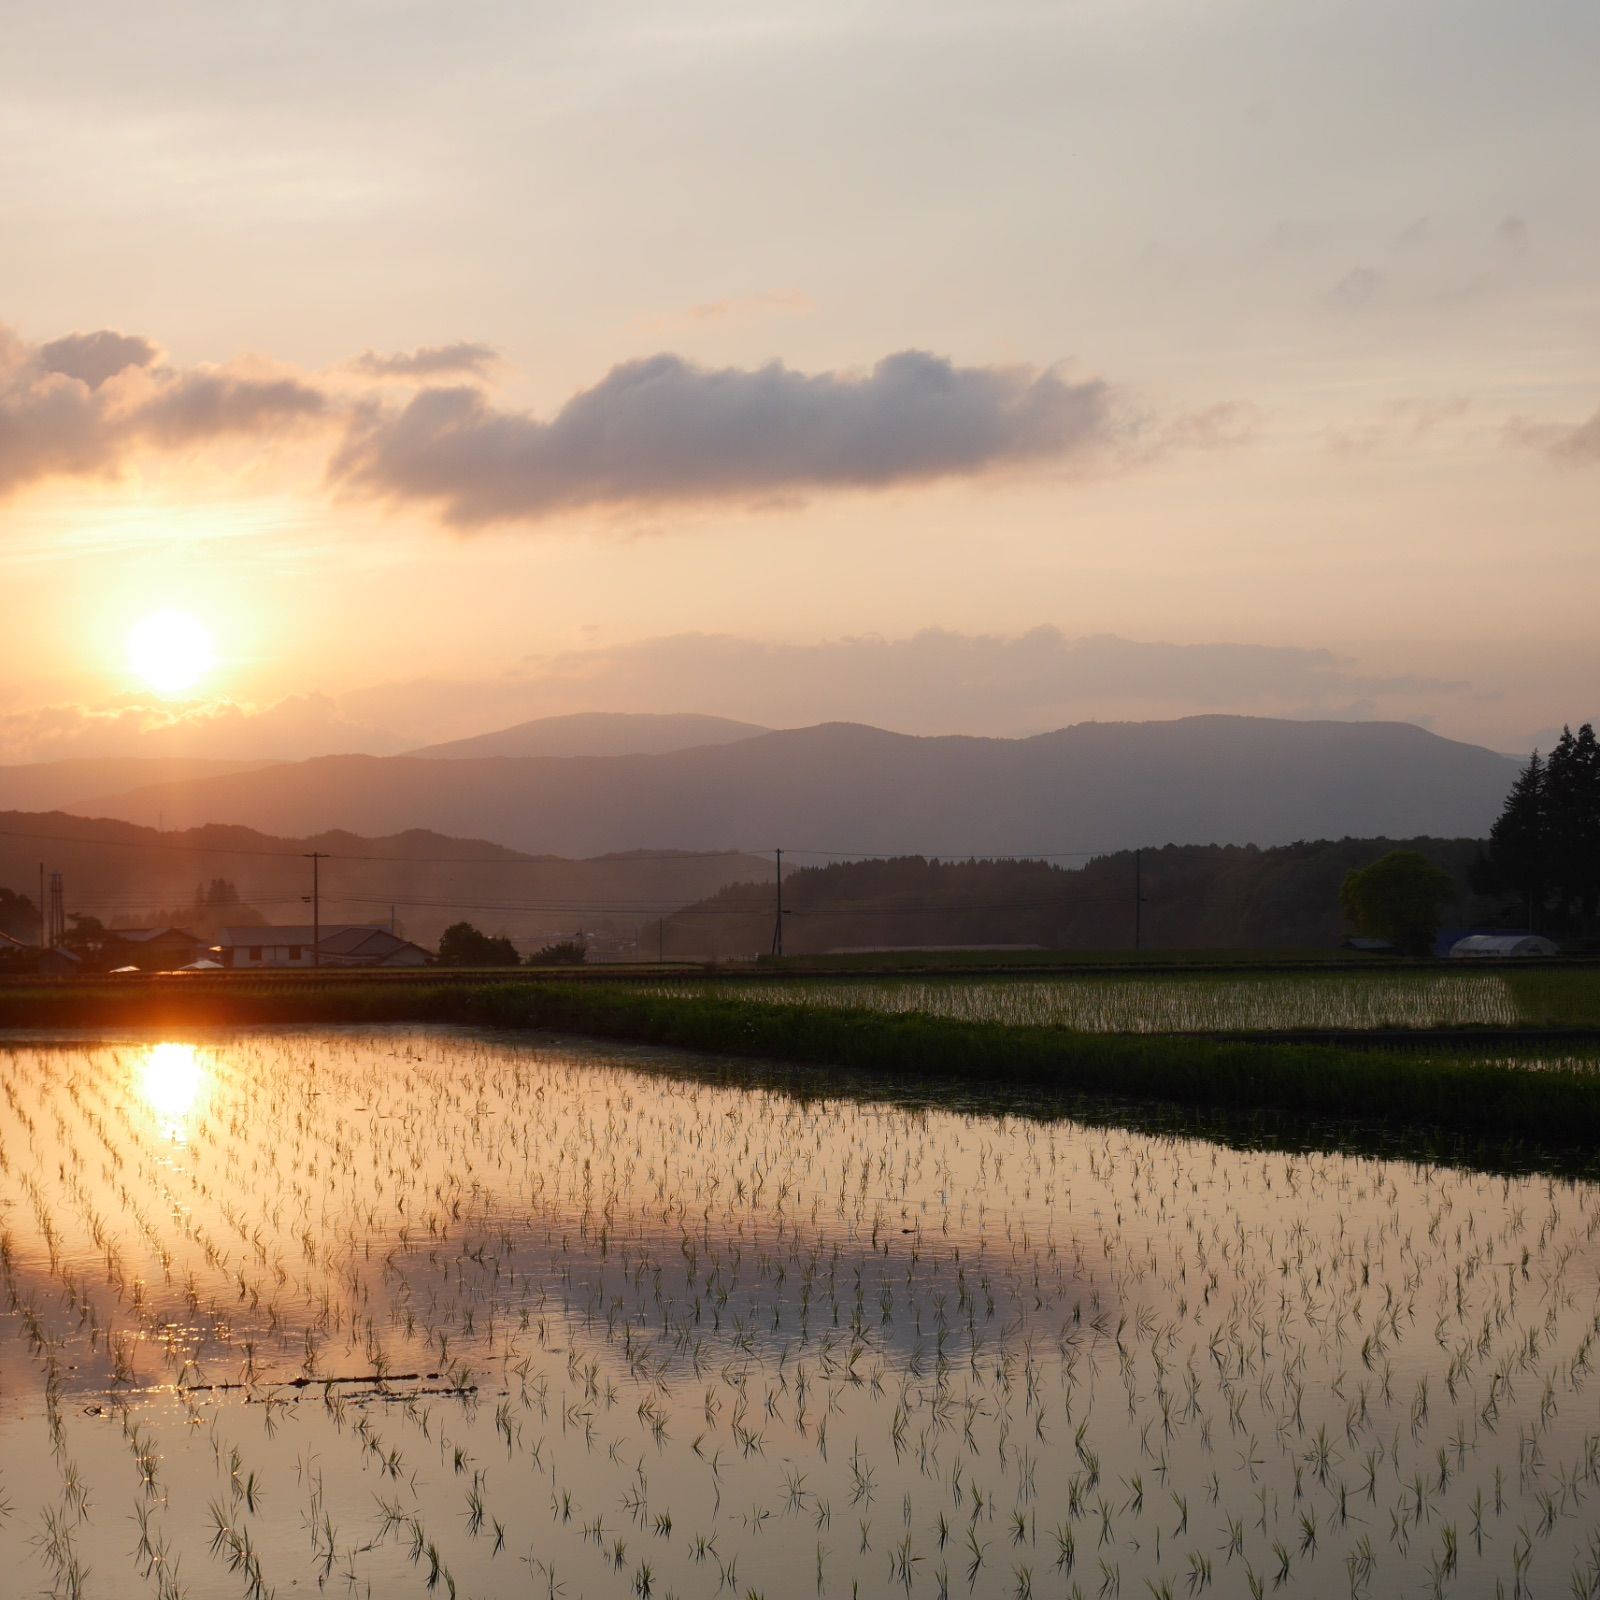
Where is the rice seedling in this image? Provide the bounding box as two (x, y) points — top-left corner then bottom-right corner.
(1, 1025), (1599, 1596)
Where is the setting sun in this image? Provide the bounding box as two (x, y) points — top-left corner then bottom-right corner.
(135, 1041), (209, 1137)
(128, 609), (216, 695)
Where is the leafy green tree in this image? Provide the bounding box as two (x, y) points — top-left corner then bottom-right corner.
(436, 921), (521, 967)
(1339, 851), (1456, 957)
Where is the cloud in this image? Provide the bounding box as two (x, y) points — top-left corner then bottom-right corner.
(348, 341), (501, 379)
(687, 291), (813, 322)
(2, 320), (1243, 524)
(1325, 267), (1387, 311)
(0, 322), (332, 498)
(128, 369), (327, 446)
(329, 349), (1121, 526)
(1391, 216), (1431, 252)
(1149, 401), (1261, 453)
(1496, 213), (1529, 253)
(1507, 405), (1600, 465)
(38, 330), (159, 389)
(1325, 396), (1472, 454)
(0, 691), (399, 763)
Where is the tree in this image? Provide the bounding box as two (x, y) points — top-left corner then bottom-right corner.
(1544, 723), (1600, 934)
(526, 939), (586, 966)
(61, 913), (111, 959)
(1473, 751), (1548, 925)
(0, 887), (39, 942)
(436, 921), (521, 967)
(1339, 851), (1456, 957)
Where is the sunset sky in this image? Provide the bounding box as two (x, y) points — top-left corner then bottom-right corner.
(3, 0), (1596, 762)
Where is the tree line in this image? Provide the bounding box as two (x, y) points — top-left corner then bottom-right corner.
(1474, 723), (1600, 936)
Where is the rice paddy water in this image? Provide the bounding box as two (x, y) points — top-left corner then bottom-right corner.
(3, 1025), (1600, 1598)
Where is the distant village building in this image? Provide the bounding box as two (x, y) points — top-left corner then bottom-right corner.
(35, 946), (83, 977)
(106, 927), (206, 971)
(1448, 934), (1559, 959)
(215, 924), (431, 968)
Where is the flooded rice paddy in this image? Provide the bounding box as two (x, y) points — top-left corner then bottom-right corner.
(629, 972), (1531, 1033)
(2, 1026), (1599, 1599)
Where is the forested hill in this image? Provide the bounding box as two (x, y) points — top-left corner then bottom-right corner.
(662, 838), (1495, 960)
(0, 812), (768, 952)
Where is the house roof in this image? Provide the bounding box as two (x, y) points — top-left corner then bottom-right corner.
(216, 924), (387, 947)
(111, 927), (202, 944)
(1449, 934), (1558, 956)
(317, 926), (415, 956)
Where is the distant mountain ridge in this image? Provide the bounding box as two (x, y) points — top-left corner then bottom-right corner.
(407, 711), (770, 760)
(66, 715), (1520, 858)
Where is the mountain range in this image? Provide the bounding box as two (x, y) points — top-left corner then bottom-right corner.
(406, 711), (769, 759)
(41, 715), (1520, 859)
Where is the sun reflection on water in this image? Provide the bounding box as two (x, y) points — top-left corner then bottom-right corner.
(137, 1042), (209, 1136)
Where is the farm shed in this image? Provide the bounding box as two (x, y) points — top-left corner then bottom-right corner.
(1448, 934), (1558, 959)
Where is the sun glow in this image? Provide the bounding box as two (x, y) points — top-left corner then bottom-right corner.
(137, 1042), (209, 1135)
(128, 609), (216, 695)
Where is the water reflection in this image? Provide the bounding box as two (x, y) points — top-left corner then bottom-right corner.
(136, 1040), (208, 1135)
(3, 1028), (1599, 1600)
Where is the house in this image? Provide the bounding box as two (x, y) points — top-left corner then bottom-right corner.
(106, 927), (206, 971)
(214, 924), (431, 969)
(1448, 933), (1559, 959)
(35, 946), (83, 977)
(314, 926), (431, 967)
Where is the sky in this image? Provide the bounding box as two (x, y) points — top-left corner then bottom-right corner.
(2, 0), (1596, 763)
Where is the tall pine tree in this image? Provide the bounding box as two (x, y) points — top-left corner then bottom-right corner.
(1476, 750), (1547, 928)
(1544, 723), (1600, 933)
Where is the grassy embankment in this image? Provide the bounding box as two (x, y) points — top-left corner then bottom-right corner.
(2, 975), (1599, 1155)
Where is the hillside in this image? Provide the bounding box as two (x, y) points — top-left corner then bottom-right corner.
(0, 757), (277, 815)
(407, 711), (770, 759)
(0, 813), (768, 953)
(662, 839), (1497, 960)
(67, 716), (1520, 858)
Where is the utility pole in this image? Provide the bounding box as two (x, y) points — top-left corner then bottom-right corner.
(770, 848), (784, 959)
(304, 852), (328, 967)
(658, 917), (664, 963)
(38, 862), (47, 949)
(1133, 848), (1143, 953)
